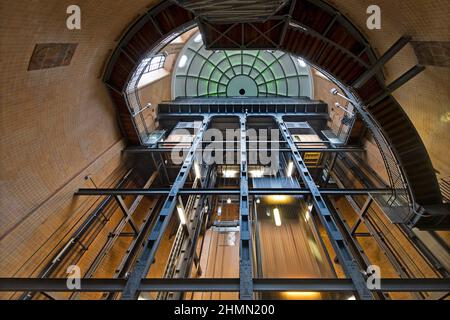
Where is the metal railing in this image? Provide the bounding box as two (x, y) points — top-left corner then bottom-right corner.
(328, 83), (416, 225)
(125, 58), (153, 145)
(352, 104), (414, 225)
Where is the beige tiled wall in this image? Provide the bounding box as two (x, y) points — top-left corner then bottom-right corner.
(0, 1), (160, 276)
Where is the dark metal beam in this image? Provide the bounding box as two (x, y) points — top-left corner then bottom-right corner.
(276, 116), (373, 300)
(239, 115), (253, 299)
(246, 21), (285, 48)
(115, 196), (139, 235)
(105, 196), (164, 300)
(76, 188), (399, 197)
(21, 169), (134, 300)
(120, 117), (211, 300)
(158, 112), (329, 118)
(324, 196), (386, 300)
(288, 19), (370, 68)
(368, 65), (426, 106)
(77, 171), (159, 283)
(278, 0), (297, 48)
(351, 197), (373, 235)
(352, 36), (412, 88)
(124, 147), (365, 154)
(75, 188), (382, 196)
(2, 278), (449, 293)
(166, 166), (215, 300)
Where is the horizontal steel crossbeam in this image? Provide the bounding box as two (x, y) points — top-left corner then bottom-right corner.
(276, 116), (373, 299)
(120, 117), (211, 300)
(76, 188), (399, 196)
(124, 147), (365, 153)
(1, 278), (449, 293)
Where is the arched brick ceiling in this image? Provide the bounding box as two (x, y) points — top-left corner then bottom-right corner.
(103, 0), (443, 212)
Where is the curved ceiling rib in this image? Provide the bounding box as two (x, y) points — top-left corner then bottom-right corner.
(103, 0), (443, 227)
(172, 33), (312, 98)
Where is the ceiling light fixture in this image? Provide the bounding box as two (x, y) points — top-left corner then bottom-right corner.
(286, 161), (294, 177)
(194, 162), (201, 179)
(223, 169), (238, 178)
(250, 169), (264, 178)
(273, 208), (282, 227)
(177, 206), (186, 225)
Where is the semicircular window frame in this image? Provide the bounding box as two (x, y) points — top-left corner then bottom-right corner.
(172, 32), (313, 99)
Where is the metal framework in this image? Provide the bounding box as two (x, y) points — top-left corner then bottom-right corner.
(120, 116), (211, 300)
(125, 147), (365, 153)
(275, 116), (373, 299)
(76, 188), (397, 196)
(352, 36), (411, 89)
(101, 0), (444, 228)
(1, 0), (443, 302)
(175, 0), (289, 23)
(2, 278), (449, 293)
(5, 111), (449, 300)
(331, 153), (450, 285)
(158, 97), (328, 116)
(161, 165), (215, 300)
(70, 113), (419, 300)
(239, 115), (253, 299)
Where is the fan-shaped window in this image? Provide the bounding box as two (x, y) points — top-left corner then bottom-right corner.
(172, 32), (313, 98)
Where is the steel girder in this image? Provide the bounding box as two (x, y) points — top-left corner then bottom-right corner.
(2, 278), (449, 293)
(352, 36), (411, 89)
(76, 188), (397, 196)
(275, 116), (373, 300)
(124, 147), (365, 153)
(239, 115), (253, 299)
(166, 167), (216, 300)
(120, 116), (211, 300)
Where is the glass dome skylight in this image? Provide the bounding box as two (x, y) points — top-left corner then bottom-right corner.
(172, 32), (313, 99)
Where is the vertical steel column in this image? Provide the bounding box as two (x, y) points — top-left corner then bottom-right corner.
(323, 153), (338, 187)
(275, 116), (373, 300)
(166, 167), (215, 300)
(121, 116), (210, 300)
(239, 115), (253, 300)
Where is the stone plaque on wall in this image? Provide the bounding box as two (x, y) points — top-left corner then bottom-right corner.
(28, 43), (78, 71)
